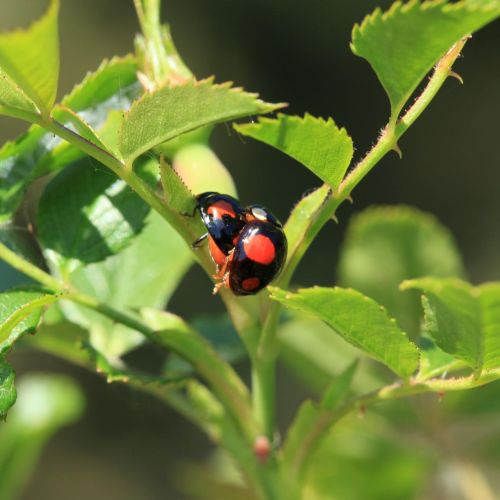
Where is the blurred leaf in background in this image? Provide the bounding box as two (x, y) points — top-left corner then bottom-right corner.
(0, 374), (84, 500)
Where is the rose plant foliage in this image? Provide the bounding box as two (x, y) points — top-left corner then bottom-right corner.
(0, 0), (499, 498)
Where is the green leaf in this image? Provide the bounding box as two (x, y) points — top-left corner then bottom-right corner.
(52, 105), (107, 151)
(159, 156), (197, 215)
(61, 55), (137, 112)
(402, 278), (500, 374)
(338, 205), (465, 337)
(37, 160), (150, 272)
(320, 360), (358, 410)
(271, 286), (419, 378)
(284, 185), (332, 272)
(0, 358), (16, 420)
(59, 209), (192, 359)
(0, 71), (38, 118)
(235, 114), (353, 189)
(0, 287), (57, 355)
(0, 56), (138, 222)
(118, 79), (284, 164)
(279, 317), (383, 394)
(281, 400), (319, 473)
(417, 334), (462, 380)
(0, 0), (60, 114)
(351, 0), (500, 118)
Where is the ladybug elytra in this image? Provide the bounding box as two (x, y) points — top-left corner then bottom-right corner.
(193, 192), (246, 265)
(226, 220), (287, 295)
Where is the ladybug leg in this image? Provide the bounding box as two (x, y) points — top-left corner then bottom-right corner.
(212, 271), (231, 295)
(212, 252), (233, 294)
(192, 232), (208, 249)
(212, 253), (231, 280)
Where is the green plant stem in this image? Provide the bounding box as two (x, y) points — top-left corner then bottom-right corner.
(0, 241), (62, 291)
(252, 359), (275, 438)
(136, 0), (168, 82)
(253, 38), (469, 446)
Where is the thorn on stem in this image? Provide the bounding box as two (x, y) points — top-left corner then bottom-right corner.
(392, 142), (403, 159)
(254, 435), (271, 464)
(346, 195), (354, 204)
(332, 214), (339, 224)
(448, 70), (464, 84)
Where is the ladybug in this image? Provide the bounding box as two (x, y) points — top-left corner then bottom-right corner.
(193, 193), (287, 296)
(193, 192), (246, 266)
(214, 205), (287, 296)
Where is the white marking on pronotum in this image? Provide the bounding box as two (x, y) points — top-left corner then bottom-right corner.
(251, 207), (268, 221)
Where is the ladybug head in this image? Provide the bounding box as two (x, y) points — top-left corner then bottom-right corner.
(245, 204), (282, 228)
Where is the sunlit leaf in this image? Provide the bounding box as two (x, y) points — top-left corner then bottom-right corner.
(283, 185), (332, 276)
(0, 71), (38, 118)
(351, 0), (500, 118)
(402, 278), (500, 373)
(235, 114), (353, 189)
(271, 286), (420, 378)
(0, 0), (60, 114)
(338, 205), (465, 337)
(119, 79), (284, 164)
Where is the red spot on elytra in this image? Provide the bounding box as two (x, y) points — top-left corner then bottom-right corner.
(243, 234), (275, 265)
(242, 277), (260, 290)
(208, 236), (226, 266)
(207, 200), (236, 218)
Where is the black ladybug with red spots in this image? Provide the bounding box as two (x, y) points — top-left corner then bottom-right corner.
(194, 192), (287, 295)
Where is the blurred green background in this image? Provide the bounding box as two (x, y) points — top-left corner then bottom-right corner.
(1, 0), (499, 499)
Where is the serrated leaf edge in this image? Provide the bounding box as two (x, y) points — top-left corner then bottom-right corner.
(118, 77), (286, 162)
(270, 285), (420, 377)
(61, 54), (137, 108)
(351, 0), (500, 55)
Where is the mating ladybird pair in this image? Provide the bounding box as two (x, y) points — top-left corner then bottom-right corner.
(193, 192), (287, 296)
